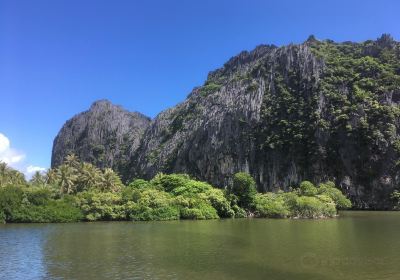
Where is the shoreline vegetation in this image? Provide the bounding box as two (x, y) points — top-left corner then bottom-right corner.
(1, 155), (352, 224)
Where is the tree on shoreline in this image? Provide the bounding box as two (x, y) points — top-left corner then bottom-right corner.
(0, 157), (352, 223)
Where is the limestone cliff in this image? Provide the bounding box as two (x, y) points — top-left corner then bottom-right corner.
(52, 35), (400, 209)
(51, 100), (150, 175)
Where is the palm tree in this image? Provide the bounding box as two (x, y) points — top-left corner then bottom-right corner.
(8, 170), (26, 186)
(78, 162), (102, 191)
(64, 154), (80, 169)
(57, 164), (77, 194)
(30, 171), (45, 186)
(45, 168), (58, 185)
(0, 162), (9, 186)
(0, 162), (26, 187)
(101, 168), (123, 192)
(0, 162), (7, 173)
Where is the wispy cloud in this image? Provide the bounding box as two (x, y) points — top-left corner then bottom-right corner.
(26, 165), (47, 175)
(0, 133), (47, 179)
(0, 133), (25, 165)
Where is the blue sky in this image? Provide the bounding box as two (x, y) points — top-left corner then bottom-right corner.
(0, 0), (399, 176)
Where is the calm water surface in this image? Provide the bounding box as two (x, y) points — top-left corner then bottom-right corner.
(0, 211), (399, 280)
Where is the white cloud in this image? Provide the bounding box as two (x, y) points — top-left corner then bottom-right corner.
(26, 165), (47, 175)
(0, 133), (10, 153)
(0, 133), (25, 166)
(0, 133), (47, 179)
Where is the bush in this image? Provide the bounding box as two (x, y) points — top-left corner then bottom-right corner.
(253, 193), (290, 218)
(299, 181), (318, 196)
(180, 203), (219, 219)
(293, 196), (323, 218)
(11, 200), (83, 223)
(0, 186), (25, 222)
(171, 180), (212, 196)
(0, 185), (82, 223)
(318, 181), (351, 209)
(149, 173), (237, 219)
(281, 191), (299, 211)
(292, 196), (337, 218)
(125, 188), (179, 221)
(126, 201), (180, 221)
(202, 189), (235, 218)
(231, 172), (257, 210)
(127, 179), (153, 190)
(151, 173), (191, 192)
(75, 191), (126, 221)
(24, 187), (54, 205)
(316, 194), (337, 217)
(173, 196), (217, 219)
(232, 205), (247, 218)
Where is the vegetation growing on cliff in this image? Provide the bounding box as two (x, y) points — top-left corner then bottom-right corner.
(0, 156), (351, 223)
(391, 190), (400, 210)
(50, 36), (400, 209)
(250, 34), (400, 208)
(308, 34), (400, 180)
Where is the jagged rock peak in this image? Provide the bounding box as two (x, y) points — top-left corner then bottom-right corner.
(51, 100), (151, 173)
(207, 44), (277, 81)
(305, 35), (320, 45)
(88, 99), (150, 120)
(91, 99), (113, 108)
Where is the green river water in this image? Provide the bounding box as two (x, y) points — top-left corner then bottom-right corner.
(0, 211), (399, 280)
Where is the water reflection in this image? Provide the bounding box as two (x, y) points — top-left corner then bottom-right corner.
(0, 224), (48, 280)
(1, 212), (400, 280)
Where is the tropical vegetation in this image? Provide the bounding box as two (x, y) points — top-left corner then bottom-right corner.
(0, 156), (351, 223)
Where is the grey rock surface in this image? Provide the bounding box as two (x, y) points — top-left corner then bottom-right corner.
(51, 100), (151, 175)
(52, 36), (400, 209)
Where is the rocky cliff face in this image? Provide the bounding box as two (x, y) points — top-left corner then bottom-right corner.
(51, 100), (151, 175)
(134, 44), (323, 192)
(52, 35), (400, 209)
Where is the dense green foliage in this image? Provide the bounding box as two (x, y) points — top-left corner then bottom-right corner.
(149, 173), (235, 219)
(0, 162), (26, 187)
(309, 35), (400, 178)
(256, 35), (400, 155)
(230, 172), (258, 209)
(0, 156), (351, 223)
(317, 181), (352, 209)
(249, 35), (400, 208)
(0, 186), (83, 223)
(252, 179), (350, 218)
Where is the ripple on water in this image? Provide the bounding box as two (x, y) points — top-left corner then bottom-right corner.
(0, 214), (400, 280)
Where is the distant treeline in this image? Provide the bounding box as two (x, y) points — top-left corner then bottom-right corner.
(0, 155), (352, 223)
